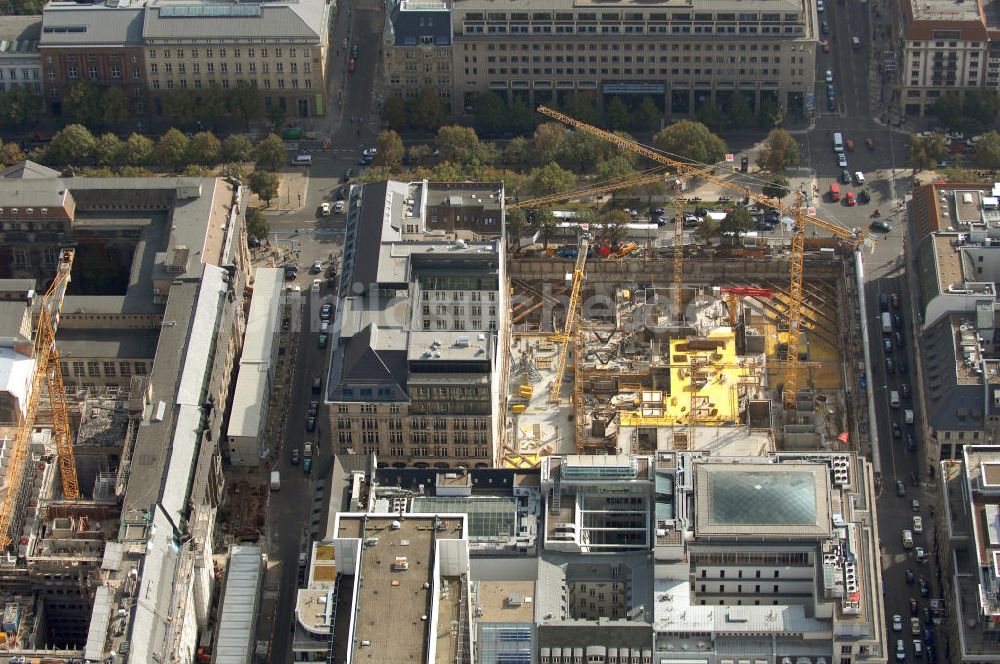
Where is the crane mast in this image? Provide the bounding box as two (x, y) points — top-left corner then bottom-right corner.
(534, 105), (866, 409)
(0, 249), (79, 550)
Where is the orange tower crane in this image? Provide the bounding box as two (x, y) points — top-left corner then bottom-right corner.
(534, 105), (867, 409)
(0, 249), (79, 550)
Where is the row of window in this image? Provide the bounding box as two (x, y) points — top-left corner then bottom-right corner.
(0, 82), (41, 94)
(476, 42), (786, 52)
(485, 54), (782, 64)
(422, 289), (497, 301)
(62, 360), (149, 379)
(422, 305), (498, 316)
(10, 247), (64, 268)
(150, 47), (304, 59)
(0, 68), (39, 81)
(473, 67), (787, 77)
(464, 24), (801, 35)
(338, 440), (491, 457)
(151, 61), (311, 74)
(335, 415), (490, 429)
(338, 430), (489, 445)
(463, 10), (796, 21)
(58, 65), (138, 81)
(152, 78), (311, 91)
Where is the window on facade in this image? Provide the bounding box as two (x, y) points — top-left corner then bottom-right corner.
(87, 361), (100, 377)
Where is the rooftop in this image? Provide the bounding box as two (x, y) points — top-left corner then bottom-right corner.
(0, 16), (41, 54)
(694, 462), (832, 538)
(474, 580), (536, 623)
(337, 515), (464, 664)
(295, 543), (339, 636)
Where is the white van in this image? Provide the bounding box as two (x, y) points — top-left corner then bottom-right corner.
(292, 154), (313, 166)
(890, 391), (900, 408)
(854, 171), (865, 185)
(902, 529), (913, 548)
(852, 36), (861, 49)
(833, 132), (844, 153)
(904, 409), (914, 424)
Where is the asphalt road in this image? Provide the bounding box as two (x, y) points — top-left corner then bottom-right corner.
(263, 0), (384, 657)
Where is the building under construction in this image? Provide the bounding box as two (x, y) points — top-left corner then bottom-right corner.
(503, 248), (863, 467)
(0, 164), (251, 663)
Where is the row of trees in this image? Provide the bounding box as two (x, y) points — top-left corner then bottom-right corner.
(383, 89), (783, 137)
(932, 90), (1000, 134)
(0, 80), (270, 133)
(35, 123), (289, 172)
(910, 130), (1000, 171)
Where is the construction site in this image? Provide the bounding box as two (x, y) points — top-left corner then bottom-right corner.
(500, 107), (871, 469)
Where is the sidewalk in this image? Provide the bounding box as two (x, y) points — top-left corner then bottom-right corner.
(247, 171), (311, 213)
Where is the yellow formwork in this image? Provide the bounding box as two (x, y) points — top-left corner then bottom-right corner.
(619, 328), (749, 426)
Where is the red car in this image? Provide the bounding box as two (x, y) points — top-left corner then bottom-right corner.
(347, 58), (356, 73)
(844, 192), (856, 206)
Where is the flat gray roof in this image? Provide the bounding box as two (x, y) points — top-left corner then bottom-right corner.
(58, 328), (160, 360)
(339, 515), (464, 664)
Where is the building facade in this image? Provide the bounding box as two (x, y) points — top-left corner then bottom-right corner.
(39, 3), (147, 116)
(38, 0), (330, 121)
(888, 0), (1000, 117)
(142, 0), (331, 119)
(326, 179), (508, 469)
(0, 17), (43, 96)
(383, 0), (818, 117)
(940, 446), (1000, 661)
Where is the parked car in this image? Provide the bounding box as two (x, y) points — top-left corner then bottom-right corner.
(825, 69), (834, 83)
(844, 192), (856, 206)
(901, 383), (911, 399)
(886, 357), (895, 373)
(870, 220), (892, 233)
(896, 480), (906, 496)
(320, 303), (333, 320)
(311, 261), (323, 274)
(858, 190), (871, 204)
(840, 169), (852, 184)
(892, 422), (902, 439)
(837, 153), (847, 167)
(915, 547), (927, 562)
(907, 434), (916, 451)
(306, 416), (316, 432)
(899, 359), (909, 374)
(892, 615), (903, 632)
(905, 569), (915, 584)
(347, 57), (357, 73)
(290, 448), (300, 464)
(318, 333), (328, 349)
(334, 200), (345, 214)
(918, 577), (930, 597)
(350, 44), (360, 59)
(320, 202), (332, 216)
(362, 147), (377, 157)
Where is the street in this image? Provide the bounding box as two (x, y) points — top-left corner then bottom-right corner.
(261, 0), (384, 658)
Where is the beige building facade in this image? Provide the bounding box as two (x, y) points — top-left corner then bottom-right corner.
(142, 0), (331, 119)
(383, 0), (818, 117)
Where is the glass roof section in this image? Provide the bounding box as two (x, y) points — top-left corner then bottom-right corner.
(708, 470), (817, 525)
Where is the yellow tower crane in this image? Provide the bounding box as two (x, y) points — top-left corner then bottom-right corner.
(534, 105), (868, 409)
(0, 249), (79, 550)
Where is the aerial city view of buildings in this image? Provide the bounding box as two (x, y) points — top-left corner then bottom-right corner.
(1, 0), (1000, 660)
